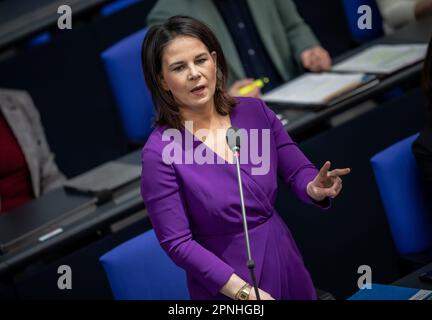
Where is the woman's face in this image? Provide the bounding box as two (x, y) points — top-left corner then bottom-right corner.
(160, 36), (217, 111)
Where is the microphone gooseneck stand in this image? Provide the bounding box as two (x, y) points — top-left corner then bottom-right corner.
(227, 127), (261, 300)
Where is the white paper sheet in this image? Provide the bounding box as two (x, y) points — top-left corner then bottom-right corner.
(332, 44), (428, 74)
(262, 72), (367, 105)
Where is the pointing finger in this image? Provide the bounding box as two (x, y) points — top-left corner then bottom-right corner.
(318, 161), (331, 179)
(328, 168), (351, 177)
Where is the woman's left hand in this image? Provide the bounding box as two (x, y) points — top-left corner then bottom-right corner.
(306, 161), (351, 202)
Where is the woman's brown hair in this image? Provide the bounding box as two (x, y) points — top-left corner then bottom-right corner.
(141, 15), (236, 129)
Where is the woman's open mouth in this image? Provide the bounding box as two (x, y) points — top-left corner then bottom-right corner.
(190, 85), (206, 96)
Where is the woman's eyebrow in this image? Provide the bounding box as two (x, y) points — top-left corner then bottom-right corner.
(168, 61), (184, 68)
(168, 52), (208, 68)
(195, 52), (208, 59)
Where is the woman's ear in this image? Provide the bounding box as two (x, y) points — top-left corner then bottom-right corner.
(210, 51), (218, 71)
(211, 51), (217, 66)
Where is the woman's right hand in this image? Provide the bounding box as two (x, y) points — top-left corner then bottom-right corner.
(248, 287), (275, 300)
(220, 273), (275, 300)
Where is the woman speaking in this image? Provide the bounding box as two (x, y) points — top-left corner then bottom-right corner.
(140, 16), (350, 300)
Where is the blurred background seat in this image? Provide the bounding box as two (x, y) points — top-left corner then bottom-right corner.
(342, 0), (384, 44)
(371, 133), (432, 270)
(100, 228), (190, 300)
(101, 27), (154, 145)
(100, 0), (142, 16)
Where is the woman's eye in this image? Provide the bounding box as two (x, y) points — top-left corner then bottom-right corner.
(173, 65), (184, 72)
(196, 58), (207, 64)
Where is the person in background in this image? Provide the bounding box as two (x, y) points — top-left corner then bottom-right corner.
(147, 0), (331, 97)
(412, 35), (432, 209)
(377, 0), (432, 33)
(140, 16), (350, 300)
(0, 89), (66, 214)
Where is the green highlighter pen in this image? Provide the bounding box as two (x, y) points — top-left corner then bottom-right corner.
(238, 77), (270, 96)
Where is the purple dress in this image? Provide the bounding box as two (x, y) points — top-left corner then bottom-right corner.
(140, 97), (328, 300)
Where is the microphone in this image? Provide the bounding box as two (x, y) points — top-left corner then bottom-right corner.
(226, 127), (261, 300)
(226, 127), (241, 152)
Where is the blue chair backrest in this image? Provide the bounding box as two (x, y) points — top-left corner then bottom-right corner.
(101, 27), (154, 143)
(342, 0), (384, 43)
(100, 229), (190, 300)
(100, 0), (141, 16)
(370, 134), (432, 255)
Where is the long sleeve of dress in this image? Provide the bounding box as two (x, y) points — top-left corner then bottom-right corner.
(140, 147), (235, 296)
(258, 99), (330, 208)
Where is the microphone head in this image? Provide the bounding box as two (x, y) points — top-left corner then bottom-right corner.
(226, 127), (241, 151)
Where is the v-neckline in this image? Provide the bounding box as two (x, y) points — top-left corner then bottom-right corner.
(184, 110), (239, 165)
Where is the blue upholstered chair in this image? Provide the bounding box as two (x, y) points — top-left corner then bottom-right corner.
(101, 27), (154, 143)
(100, 0), (141, 16)
(342, 0), (384, 43)
(370, 134), (432, 257)
(100, 229), (190, 300)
